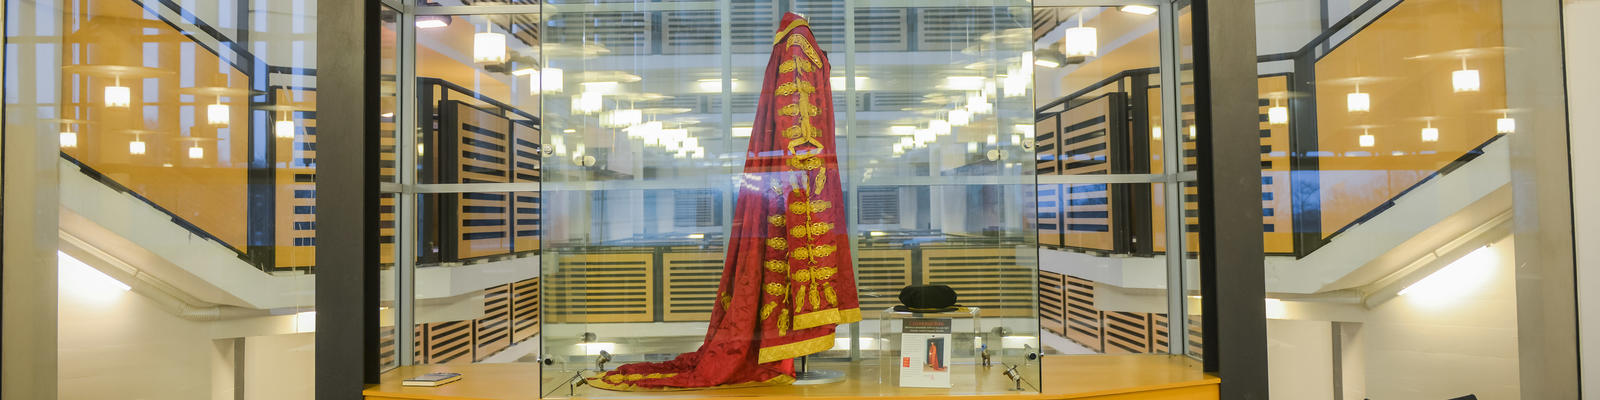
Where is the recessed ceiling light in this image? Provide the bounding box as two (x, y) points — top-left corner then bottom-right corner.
(1120, 5), (1158, 15)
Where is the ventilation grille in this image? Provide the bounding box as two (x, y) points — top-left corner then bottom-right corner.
(857, 187), (900, 225)
(661, 250), (724, 321)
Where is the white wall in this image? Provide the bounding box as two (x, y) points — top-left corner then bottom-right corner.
(1267, 319), (1335, 400)
(1564, 0), (1600, 398)
(58, 254), (227, 400)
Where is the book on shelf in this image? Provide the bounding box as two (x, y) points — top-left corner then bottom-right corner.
(402, 372), (462, 387)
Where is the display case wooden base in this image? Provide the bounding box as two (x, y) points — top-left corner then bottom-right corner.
(364, 355), (1216, 400)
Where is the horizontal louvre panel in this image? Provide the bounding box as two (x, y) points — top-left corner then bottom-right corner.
(1039, 270), (1067, 336)
(475, 284), (513, 361)
(547, 253), (655, 323)
(511, 277), (540, 343)
(662, 250), (724, 321)
(920, 248), (1032, 317)
(856, 249), (913, 318)
(1064, 274), (1103, 352)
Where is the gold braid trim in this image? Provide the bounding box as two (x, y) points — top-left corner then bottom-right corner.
(757, 332), (837, 364)
(778, 102), (820, 118)
(772, 18), (809, 44)
(760, 302), (777, 320)
(789, 222), (834, 240)
(814, 167), (828, 196)
(766, 237), (787, 251)
(763, 282), (788, 297)
(763, 260), (789, 275)
(777, 309), (790, 336)
(589, 372), (793, 392)
(789, 200), (831, 216)
(778, 58), (815, 73)
(768, 214), (786, 227)
(824, 284), (838, 306)
(786, 34), (824, 69)
(719, 293), (732, 310)
(782, 124), (819, 140)
(791, 268), (812, 283)
(791, 308), (840, 331)
(774, 80), (815, 97)
(787, 155), (823, 170)
(809, 285), (822, 310)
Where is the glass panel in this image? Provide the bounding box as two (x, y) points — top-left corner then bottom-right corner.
(24, 0), (322, 397)
(1254, 0), (1575, 398)
(415, 13), (541, 184)
(409, 191), (542, 365)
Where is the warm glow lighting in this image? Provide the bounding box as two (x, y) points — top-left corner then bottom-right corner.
(1264, 298), (1287, 319)
(986, 134), (998, 145)
(579, 342), (616, 355)
(1120, 5), (1158, 15)
(892, 143), (904, 155)
(1497, 115), (1516, 134)
(1452, 57), (1480, 93)
(899, 137), (914, 148)
(733, 126), (753, 137)
(913, 129), (934, 146)
(473, 30), (508, 64)
(1421, 120), (1439, 142)
(600, 109), (642, 128)
(188, 144), (204, 159)
(687, 233), (705, 239)
(890, 125), (916, 136)
(1033, 57), (1061, 68)
(1152, 126), (1163, 140)
(1359, 129), (1375, 147)
(275, 119), (295, 139)
(870, 231), (887, 237)
(294, 311), (317, 333)
(59, 251), (130, 305)
(417, 143), (425, 157)
(105, 77), (132, 108)
(512, 67), (537, 76)
(967, 142), (979, 153)
(129, 138), (146, 155)
(580, 81), (620, 94)
(948, 109), (971, 126)
(696, 78), (725, 92)
(965, 94), (993, 115)
(1062, 14), (1098, 58)
(1268, 99), (1288, 125)
(928, 119), (952, 136)
(541, 68), (564, 93)
(572, 92), (602, 115)
(829, 76), (867, 89)
(1347, 84), (1370, 112)
(60, 130), (77, 148)
(944, 76), (986, 91)
(1187, 125), (1196, 140)
(207, 102), (230, 125)
(415, 15), (450, 29)
(1003, 73), (1030, 97)
(1398, 245), (1498, 306)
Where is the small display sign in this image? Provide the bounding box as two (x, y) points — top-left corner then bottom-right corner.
(899, 318), (953, 388)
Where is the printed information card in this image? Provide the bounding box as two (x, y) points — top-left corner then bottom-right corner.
(899, 318), (953, 388)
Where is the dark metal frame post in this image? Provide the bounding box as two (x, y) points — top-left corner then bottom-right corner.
(1190, 0), (1268, 399)
(316, 0), (382, 397)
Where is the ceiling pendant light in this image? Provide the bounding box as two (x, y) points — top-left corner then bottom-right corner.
(1268, 98), (1288, 125)
(130, 134), (146, 155)
(600, 109), (642, 128)
(207, 98), (230, 126)
(105, 76), (131, 108)
(188, 143), (204, 159)
(473, 23), (508, 64)
(572, 92), (602, 115)
(948, 109), (971, 127)
(1003, 73), (1028, 98)
(1347, 83), (1370, 112)
(1359, 128), (1375, 147)
(60, 124), (78, 148)
(541, 67), (564, 93)
(415, 14), (451, 29)
(965, 93), (993, 114)
(1497, 113), (1516, 134)
(1452, 57), (1480, 93)
(929, 119), (952, 136)
(275, 112), (296, 139)
(1062, 13), (1098, 58)
(1421, 120), (1439, 142)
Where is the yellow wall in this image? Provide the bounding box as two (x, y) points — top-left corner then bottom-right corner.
(1314, 0), (1508, 237)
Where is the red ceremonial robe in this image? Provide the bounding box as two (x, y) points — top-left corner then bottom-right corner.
(589, 13), (861, 391)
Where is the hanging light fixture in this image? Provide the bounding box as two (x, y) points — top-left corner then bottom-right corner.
(600, 109), (642, 128)
(540, 68), (564, 93)
(130, 134), (146, 155)
(965, 93), (993, 115)
(1359, 128), (1375, 147)
(415, 14), (451, 29)
(1062, 12), (1098, 58)
(1497, 113), (1516, 134)
(473, 22), (508, 64)
(275, 112), (296, 139)
(1347, 83), (1370, 112)
(572, 92), (602, 115)
(1119, 5), (1158, 15)
(928, 119), (952, 136)
(105, 76), (131, 108)
(1452, 57), (1480, 93)
(1268, 98), (1289, 125)
(188, 143), (204, 159)
(207, 98), (230, 126)
(60, 124), (77, 148)
(948, 109), (971, 127)
(1151, 126), (1162, 140)
(1421, 120), (1439, 142)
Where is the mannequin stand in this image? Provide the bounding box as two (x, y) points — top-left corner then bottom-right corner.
(791, 355), (846, 385)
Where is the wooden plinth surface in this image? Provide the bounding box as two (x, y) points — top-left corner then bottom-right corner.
(365, 355), (1216, 400)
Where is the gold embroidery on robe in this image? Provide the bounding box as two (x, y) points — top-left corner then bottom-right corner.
(809, 285), (822, 309)
(774, 80), (815, 97)
(720, 293), (733, 309)
(787, 155), (823, 170)
(764, 260), (789, 275)
(825, 284), (838, 305)
(778, 58), (815, 74)
(814, 167), (827, 195)
(764, 282), (787, 297)
(791, 268), (813, 283)
(766, 237), (787, 251)
(760, 302), (777, 320)
(790, 199), (831, 215)
(777, 309), (790, 336)
(768, 214), (786, 227)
